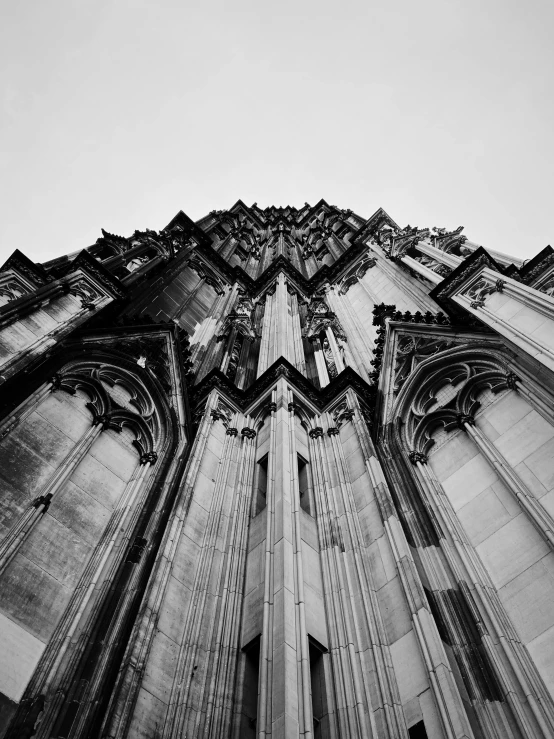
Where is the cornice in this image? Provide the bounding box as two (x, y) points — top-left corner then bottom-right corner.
(429, 247), (505, 314)
(0, 249), (52, 287)
(352, 207), (400, 242)
(160, 203), (402, 298)
(193, 238), (369, 298)
(189, 357), (374, 414)
(163, 210), (212, 246)
(519, 245), (554, 283)
(71, 250), (127, 299)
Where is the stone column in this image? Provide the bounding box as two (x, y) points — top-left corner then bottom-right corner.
(100, 392), (221, 739)
(457, 414), (554, 549)
(190, 283), (238, 364)
(257, 291), (275, 377)
(309, 420), (385, 738)
(290, 293), (306, 374)
(400, 255), (442, 284)
(167, 413), (240, 738)
(258, 379), (309, 738)
(276, 272), (289, 362)
(326, 286), (372, 381)
(203, 421), (257, 736)
(288, 389), (313, 739)
(349, 398), (474, 739)
(414, 242), (462, 269)
(409, 452), (554, 739)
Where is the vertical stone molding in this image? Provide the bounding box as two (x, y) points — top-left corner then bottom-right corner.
(409, 454), (554, 738)
(457, 417), (554, 549)
(100, 391), (221, 739)
(4, 202), (554, 739)
(451, 268), (554, 373)
(257, 379), (311, 738)
(348, 399), (475, 739)
(0, 420), (103, 576)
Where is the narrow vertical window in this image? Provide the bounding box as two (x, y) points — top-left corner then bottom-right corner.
(237, 636), (260, 736)
(298, 454), (311, 515)
(253, 454), (268, 516)
(309, 636), (329, 738)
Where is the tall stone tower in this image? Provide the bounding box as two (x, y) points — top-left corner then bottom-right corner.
(1, 200), (554, 739)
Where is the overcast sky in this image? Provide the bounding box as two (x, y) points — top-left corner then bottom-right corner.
(1, 0), (552, 264)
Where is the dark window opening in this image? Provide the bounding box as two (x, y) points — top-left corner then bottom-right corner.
(321, 334), (338, 380)
(298, 454), (311, 515)
(226, 333), (244, 384)
(309, 636), (329, 738)
(239, 636), (260, 737)
(408, 720), (428, 739)
(254, 455), (268, 516)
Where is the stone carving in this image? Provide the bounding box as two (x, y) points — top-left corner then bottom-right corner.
(211, 400), (234, 427)
(408, 450), (427, 465)
(331, 400), (355, 428)
(505, 372), (519, 390)
(394, 335), (455, 393)
(309, 427), (324, 439)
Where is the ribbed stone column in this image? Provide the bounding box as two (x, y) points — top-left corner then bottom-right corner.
(458, 414), (554, 548)
(326, 286), (372, 381)
(290, 292), (306, 374)
(409, 451), (554, 739)
(349, 397), (474, 739)
(257, 379), (309, 738)
(258, 273), (297, 376)
(276, 272), (289, 362)
(257, 291), (274, 377)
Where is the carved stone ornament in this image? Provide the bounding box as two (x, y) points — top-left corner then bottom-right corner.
(226, 427), (238, 436)
(140, 451), (158, 465)
(456, 413), (475, 428)
(210, 399), (234, 427)
(241, 427), (256, 439)
(327, 427), (339, 436)
(93, 414), (114, 430)
(505, 372), (519, 390)
(309, 427), (324, 439)
(394, 335), (455, 393)
(32, 492), (53, 511)
(331, 401), (355, 428)
(408, 450), (428, 465)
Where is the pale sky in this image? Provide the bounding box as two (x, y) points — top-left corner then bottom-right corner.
(1, 0), (552, 264)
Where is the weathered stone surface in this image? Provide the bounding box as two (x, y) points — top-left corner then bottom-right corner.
(2, 203), (554, 739)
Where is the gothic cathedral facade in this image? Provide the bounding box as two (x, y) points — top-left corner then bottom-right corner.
(0, 201), (554, 739)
